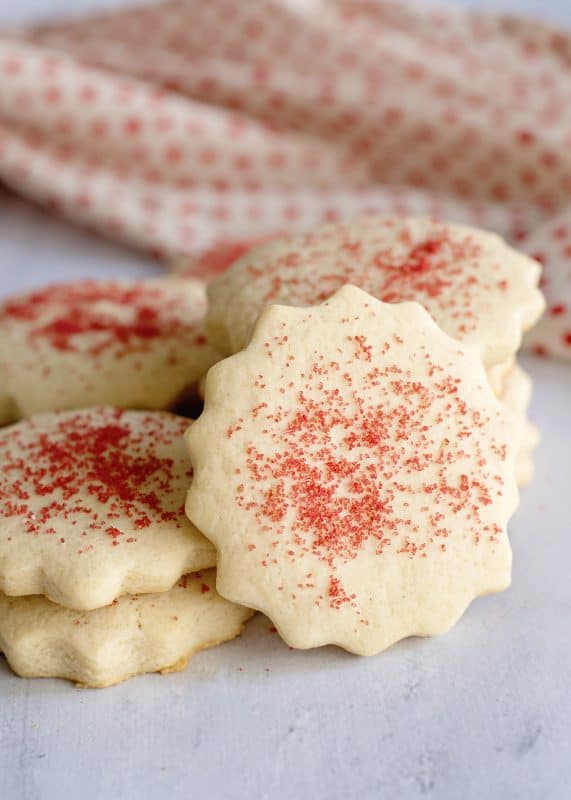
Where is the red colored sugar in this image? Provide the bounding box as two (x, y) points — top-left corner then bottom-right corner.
(0, 409), (191, 543)
(243, 220), (497, 336)
(182, 237), (274, 279)
(328, 576), (356, 610)
(232, 330), (507, 581)
(1, 281), (206, 356)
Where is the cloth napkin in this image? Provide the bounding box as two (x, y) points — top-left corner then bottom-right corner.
(0, 0), (570, 358)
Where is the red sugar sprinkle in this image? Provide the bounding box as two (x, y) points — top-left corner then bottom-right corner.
(1, 280), (206, 356)
(232, 330), (507, 590)
(242, 220), (493, 339)
(0, 408), (190, 542)
(328, 576), (356, 610)
(182, 237), (275, 279)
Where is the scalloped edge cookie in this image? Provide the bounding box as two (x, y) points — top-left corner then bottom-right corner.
(0, 278), (220, 419)
(0, 570), (254, 687)
(206, 216), (544, 367)
(0, 408), (216, 610)
(187, 285), (518, 656)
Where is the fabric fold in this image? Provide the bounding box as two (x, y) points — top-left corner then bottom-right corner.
(0, 0), (569, 357)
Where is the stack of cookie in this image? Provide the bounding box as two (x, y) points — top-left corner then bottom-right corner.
(183, 216), (544, 655)
(0, 214), (545, 682)
(0, 281), (251, 686)
(204, 217), (545, 486)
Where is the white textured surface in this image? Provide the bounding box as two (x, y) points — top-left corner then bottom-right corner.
(1, 2), (571, 798)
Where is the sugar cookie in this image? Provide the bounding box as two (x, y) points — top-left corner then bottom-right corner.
(0, 279), (220, 419)
(515, 429), (539, 487)
(0, 570), (253, 687)
(0, 408), (216, 610)
(206, 216), (544, 368)
(0, 383), (17, 427)
(187, 285), (518, 656)
(487, 357), (515, 396)
(172, 238), (271, 281)
(499, 363), (539, 486)
(501, 363), (532, 424)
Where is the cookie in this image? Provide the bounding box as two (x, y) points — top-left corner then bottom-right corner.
(487, 357), (515, 397)
(0, 378), (17, 427)
(499, 363), (539, 486)
(0, 408), (216, 610)
(515, 431), (539, 487)
(172, 238), (272, 281)
(501, 363), (533, 423)
(0, 278), (220, 419)
(206, 216), (544, 368)
(187, 285), (518, 656)
(0, 570), (253, 687)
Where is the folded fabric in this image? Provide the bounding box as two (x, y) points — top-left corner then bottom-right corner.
(0, 0), (569, 357)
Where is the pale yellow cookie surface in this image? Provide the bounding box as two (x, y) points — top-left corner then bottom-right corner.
(515, 433), (538, 487)
(207, 216), (544, 367)
(501, 363), (533, 421)
(0, 408), (215, 610)
(487, 357), (515, 396)
(187, 286), (519, 656)
(0, 278), (220, 419)
(0, 570), (253, 687)
(499, 363), (539, 487)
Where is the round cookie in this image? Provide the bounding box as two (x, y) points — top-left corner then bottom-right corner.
(0, 278), (221, 419)
(187, 285), (519, 656)
(0, 408), (216, 610)
(0, 570), (254, 687)
(206, 216), (544, 367)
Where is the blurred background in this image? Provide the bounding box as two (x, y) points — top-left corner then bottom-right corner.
(0, 0), (570, 299)
(0, 0), (569, 26)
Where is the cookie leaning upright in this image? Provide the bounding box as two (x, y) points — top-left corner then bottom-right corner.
(206, 216), (544, 368)
(0, 278), (220, 419)
(0, 408), (216, 610)
(186, 285), (519, 656)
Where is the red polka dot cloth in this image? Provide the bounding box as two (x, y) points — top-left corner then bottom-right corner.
(0, 0), (570, 357)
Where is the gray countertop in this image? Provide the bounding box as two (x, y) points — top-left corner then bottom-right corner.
(1, 3), (570, 799)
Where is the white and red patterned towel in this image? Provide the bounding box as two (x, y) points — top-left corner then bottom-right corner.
(0, 0), (570, 357)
